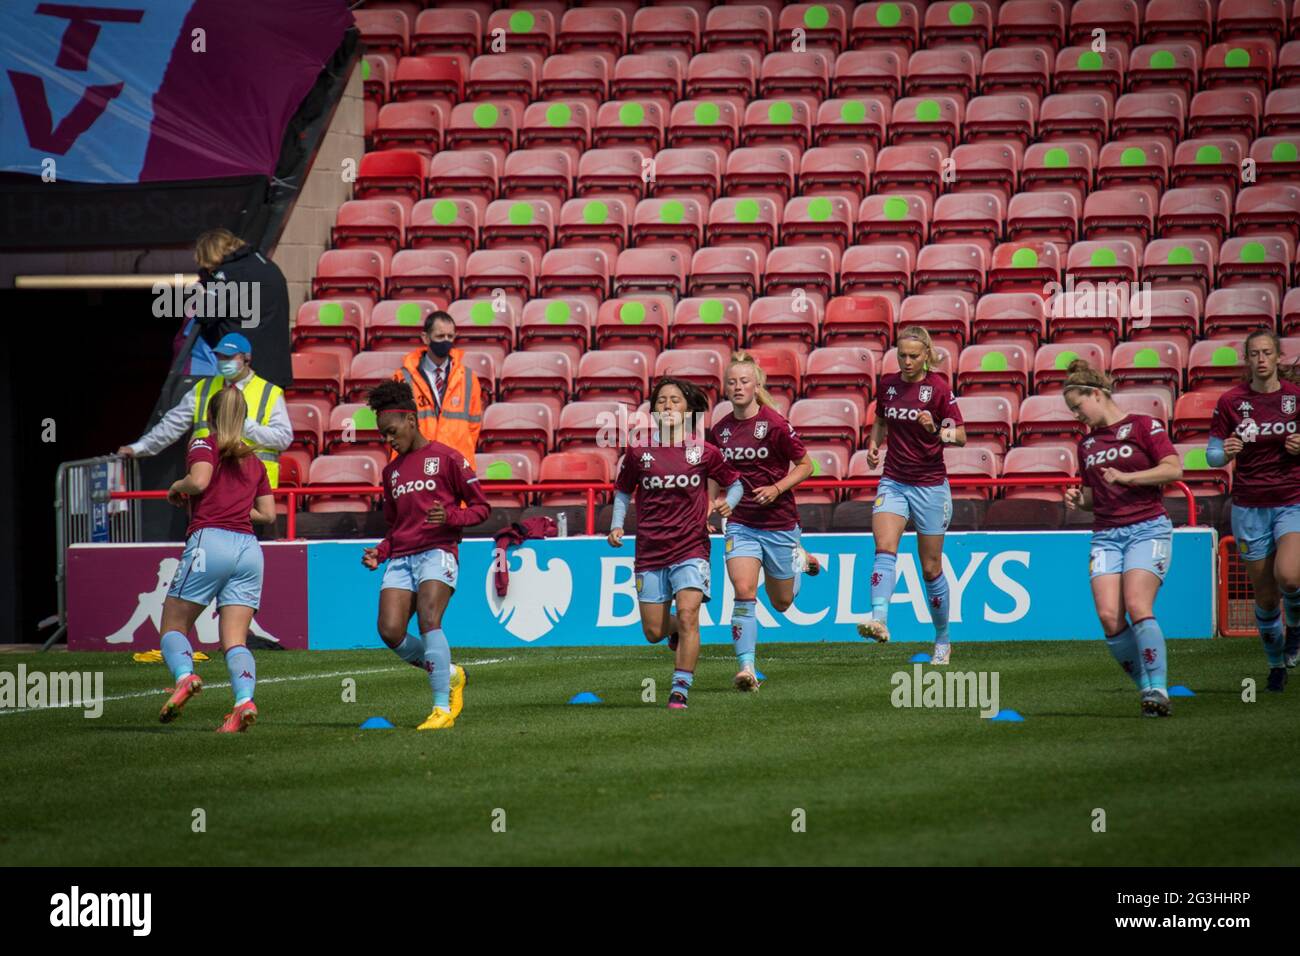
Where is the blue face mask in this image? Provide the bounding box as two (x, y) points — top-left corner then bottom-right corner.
(218, 358), (242, 379)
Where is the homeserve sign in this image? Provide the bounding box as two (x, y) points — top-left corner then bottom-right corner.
(488, 545), (1032, 642)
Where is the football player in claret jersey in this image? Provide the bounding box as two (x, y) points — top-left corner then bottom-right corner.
(709, 352), (818, 691)
(363, 381), (489, 729)
(859, 327), (966, 663)
(1207, 329), (1300, 692)
(1061, 361), (1183, 717)
(157, 386), (278, 732)
(609, 378), (743, 710)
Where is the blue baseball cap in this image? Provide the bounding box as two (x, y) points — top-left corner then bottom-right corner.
(213, 332), (252, 356)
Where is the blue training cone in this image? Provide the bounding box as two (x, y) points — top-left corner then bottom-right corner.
(359, 716), (394, 729)
(1168, 685), (1196, 697)
(754, 670), (766, 682)
(987, 709), (1025, 722)
(909, 653), (932, 664)
(569, 691), (603, 705)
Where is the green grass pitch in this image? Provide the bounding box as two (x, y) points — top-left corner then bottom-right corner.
(1, 640), (1297, 866)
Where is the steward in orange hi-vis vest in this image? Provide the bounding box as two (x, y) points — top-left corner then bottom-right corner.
(393, 347), (483, 468)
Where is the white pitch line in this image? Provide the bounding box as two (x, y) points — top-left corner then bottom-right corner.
(0, 658), (515, 716)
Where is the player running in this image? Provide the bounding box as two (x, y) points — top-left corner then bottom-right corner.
(710, 352), (818, 691)
(157, 386), (277, 732)
(363, 381), (488, 729)
(859, 327), (966, 662)
(1207, 329), (1300, 692)
(1061, 361), (1183, 717)
(609, 378), (743, 710)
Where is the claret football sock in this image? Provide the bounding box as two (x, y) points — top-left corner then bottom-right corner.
(1131, 617), (1168, 693)
(1105, 625), (1142, 689)
(225, 645), (256, 706)
(423, 628), (452, 711)
(733, 599), (758, 669)
(870, 551), (898, 624)
(924, 571), (951, 643)
(390, 632), (425, 668)
(160, 630), (195, 682)
(1256, 605), (1285, 667)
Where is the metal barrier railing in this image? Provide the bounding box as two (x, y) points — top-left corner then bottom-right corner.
(109, 478), (1200, 539)
(46, 455), (142, 650)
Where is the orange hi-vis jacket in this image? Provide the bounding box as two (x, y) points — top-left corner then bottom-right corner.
(393, 347), (483, 468)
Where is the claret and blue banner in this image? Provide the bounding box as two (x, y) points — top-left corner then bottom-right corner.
(67, 530), (1218, 651)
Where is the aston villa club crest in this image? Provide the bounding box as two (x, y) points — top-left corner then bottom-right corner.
(685, 445), (703, 466)
(1116, 424), (1132, 441)
(919, 385), (932, 403)
(1284, 395), (1297, 415)
(424, 458), (440, 476)
(753, 420), (769, 440)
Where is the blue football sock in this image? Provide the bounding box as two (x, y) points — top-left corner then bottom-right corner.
(1131, 617), (1168, 693)
(225, 645), (256, 705)
(1104, 626), (1142, 689)
(390, 632), (426, 669)
(870, 551), (898, 624)
(671, 669), (694, 699)
(1282, 587), (1300, 629)
(160, 630), (195, 682)
(422, 628), (452, 711)
(924, 571), (951, 644)
(1256, 605), (1285, 667)
(732, 599), (758, 668)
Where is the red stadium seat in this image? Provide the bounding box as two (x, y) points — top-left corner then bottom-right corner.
(612, 56), (685, 104)
(313, 249), (388, 302)
(540, 53), (611, 102)
(671, 295), (746, 352)
(466, 53), (537, 101)
(1069, 0), (1140, 50)
(576, 348), (651, 405)
(964, 95), (1036, 148)
(1110, 339), (1186, 402)
(1112, 90), (1187, 146)
(372, 101), (444, 154)
(1172, 390), (1223, 440)
(1066, 239), (1141, 288)
(480, 402), (555, 470)
(1054, 46), (1126, 99)
(788, 398), (862, 460)
(1218, 0), (1289, 44)
(975, 292), (1048, 348)
(950, 143), (1021, 202)
(1251, 135), (1300, 182)
(913, 243), (989, 300)
(996, 0), (1066, 50)
(1017, 394), (1086, 444)
(748, 346), (804, 403)
(500, 148), (574, 202)
(689, 246), (762, 299)
(306, 455), (381, 513)
(1142, 238), (1216, 303)
(633, 196), (706, 252)
(1083, 186), (1158, 243)
(559, 195), (630, 258)
(1280, 39), (1300, 87)
(289, 352), (344, 406)
(1127, 42), (1201, 97)
(537, 247), (610, 302)
(1205, 287), (1279, 339)
(655, 147), (724, 200)
(1219, 234), (1292, 298)
(463, 249), (536, 299)
(955, 395), (1016, 455)
(483, 198), (555, 261)
(1235, 184), (1300, 241)
(412, 8), (482, 58)
(287, 402), (324, 459)
(708, 195), (781, 253)
(408, 196), (480, 256)
(670, 98), (742, 154)
(558, 7), (628, 56)
(923, 1), (994, 51)
(890, 95), (964, 149)
(857, 193), (930, 254)
(1284, 286), (1300, 336)
(616, 247), (691, 297)
(385, 249), (459, 306)
(804, 345), (877, 413)
(781, 194), (855, 251)
(841, 243), (915, 299)
(325, 403), (384, 456)
(1189, 88), (1262, 139)
(832, 50), (904, 99)
(447, 297), (517, 366)
(1032, 341), (1110, 394)
(476, 452), (535, 508)
(703, 4), (774, 55)
(519, 297), (594, 364)
(344, 350), (407, 404)
(1188, 339), (1246, 392)
(988, 240), (1061, 293)
(1113, 389), (1172, 426)
(1171, 137), (1243, 190)
(851, 2), (922, 54)
(446, 100), (520, 155)
(1204, 39), (1276, 96)
(958, 343), (1031, 406)
(777, 3), (848, 54)
(823, 293), (896, 351)
(997, 443), (1077, 505)
(1158, 186), (1233, 243)
(366, 299), (435, 352)
(685, 51), (759, 100)
(1020, 141), (1095, 202)
(759, 51), (833, 100)
(355, 9), (411, 57)
(295, 299), (367, 355)
(556, 399), (627, 459)
(741, 100), (813, 153)
(799, 145), (874, 200)
(765, 243), (841, 301)
(631, 6), (702, 56)
(499, 351), (574, 421)
(356, 149), (429, 204)
(655, 348), (726, 403)
(520, 99), (594, 155)
(1038, 92), (1110, 147)
(427, 149), (501, 203)
(1097, 139), (1170, 192)
(749, 294), (822, 353)
(363, 53), (396, 106)
(905, 49), (979, 100)
(1007, 189), (1081, 245)
(898, 293), (972, 353)
(980, 46), (1052, 100)
(1143, 0), (1212, 47)
(873, 144), (946, 199)
(392, 55), (464, 103)
(577, 148), (647, 200)
(536, 451), (611, 506)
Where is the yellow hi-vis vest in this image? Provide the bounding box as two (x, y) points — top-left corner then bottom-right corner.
(191, 374), (283, 488)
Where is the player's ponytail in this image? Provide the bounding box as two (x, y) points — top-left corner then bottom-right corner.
(1243, 327), (1300, 385)
(897, 326), (942, 370)
(208, 386), (254, 461)
(1062, 359), (1114, 396)
(727, 350), (777, 409)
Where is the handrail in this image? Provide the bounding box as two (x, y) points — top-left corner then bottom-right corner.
(111, 479), (1199, 539)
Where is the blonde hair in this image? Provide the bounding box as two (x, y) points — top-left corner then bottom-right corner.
(208, 386), (255, 461)
(1062, 358), (1114, 397)
(195, 228), (246, 271)
(727, 350), (777, 409)
(896, 326), (943, 370)
(1244, 328), (1300, 385)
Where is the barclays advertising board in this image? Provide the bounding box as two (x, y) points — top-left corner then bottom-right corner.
(306, 529), (1217, 649)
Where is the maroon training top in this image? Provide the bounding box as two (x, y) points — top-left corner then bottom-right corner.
(185, 438), (271, 537)
(1078, 414), (1177, 529)
(708, 404), (807, 532)
(1209, 381), (1300, 508)
(877, 370), (964, 486)
(377, 440), (491, 561)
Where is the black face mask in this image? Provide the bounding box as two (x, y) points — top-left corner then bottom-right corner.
(428, 339), (453, 359)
